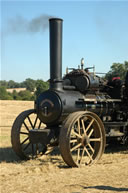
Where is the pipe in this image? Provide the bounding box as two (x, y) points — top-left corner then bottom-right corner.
(49, 18), (63, 90)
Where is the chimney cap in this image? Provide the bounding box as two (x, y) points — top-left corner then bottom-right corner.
(49, 18), (63, 21)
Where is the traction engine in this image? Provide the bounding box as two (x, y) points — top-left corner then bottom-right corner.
(11, 18), (128, 167)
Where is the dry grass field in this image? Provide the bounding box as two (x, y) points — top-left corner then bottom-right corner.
(0, 100), (128, 193)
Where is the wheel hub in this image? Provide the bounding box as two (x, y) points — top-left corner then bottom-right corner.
(81, 135), (90, 146)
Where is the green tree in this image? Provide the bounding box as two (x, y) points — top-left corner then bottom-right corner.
(0, 86), (13, 100)
(18, 90), (34, 101)
(35, 80), (49, 97)
(0, 80), (8, 88)
(8, 80), (18, 88)
(106, 61), (128, 81)
(23, 78), (36, 92)
(12, 90), (22, 100)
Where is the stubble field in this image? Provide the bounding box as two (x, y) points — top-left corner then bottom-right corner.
(0, 100), (128, 193)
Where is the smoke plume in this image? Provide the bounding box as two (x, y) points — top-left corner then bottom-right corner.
(4, 14), (54, 35)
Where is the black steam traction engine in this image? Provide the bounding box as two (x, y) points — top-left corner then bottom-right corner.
(11, 18), (128, 167)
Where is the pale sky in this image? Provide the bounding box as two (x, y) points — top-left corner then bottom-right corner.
(1, 0), (128, 82)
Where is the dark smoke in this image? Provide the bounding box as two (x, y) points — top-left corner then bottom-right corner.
(5, 14), (54, 35)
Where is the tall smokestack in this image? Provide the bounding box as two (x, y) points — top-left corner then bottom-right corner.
(49, 18), (63, 90)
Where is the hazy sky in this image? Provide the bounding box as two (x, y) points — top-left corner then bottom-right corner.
(1, 0), (128, 82)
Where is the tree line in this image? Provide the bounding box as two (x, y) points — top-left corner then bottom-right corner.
(0, 61), (127, 101)
(0, 78), (49, 100)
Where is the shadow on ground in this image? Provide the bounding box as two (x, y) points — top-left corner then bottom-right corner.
(69, 185), (128, 192)
(0, 143), (127, 163)
(0, 147), (20, 163)
(83, 185), (128, 192)
(0, 146), (61, 163)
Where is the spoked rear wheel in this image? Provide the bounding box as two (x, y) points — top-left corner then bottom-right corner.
(11, 109), (47, 160)
(59, 111), (106, 167)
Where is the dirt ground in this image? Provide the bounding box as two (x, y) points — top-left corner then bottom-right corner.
(0, 100), (128, 193)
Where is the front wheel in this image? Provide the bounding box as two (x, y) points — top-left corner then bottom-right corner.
(11, 109), (47, 160)
(59, 111), (106, 167)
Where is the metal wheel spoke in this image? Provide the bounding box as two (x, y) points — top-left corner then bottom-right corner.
(38, 120), (42, 129)
(77, 148), (80, 164)
(33, 116), (38, 129)
(23, 142), (31, 151)
(81, 119), (86, 134)
(77, 119), (81, 135)
(90, 138), (101, 142)
(85, 118), (94, 133)
(70, 139), (78, 143)
(20, 131), (29, 135)
(84, 146), (93, 161)
(70, 143), (82, 152)
(72, 130), (82, 139)
(21, 137), (29, 145)
(23, 121), (29, 132)
(79, 148), (85, 165)
(27, 116), (34, 129)
(88, 128), (94, 138)
(88, 143), (94, 153)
